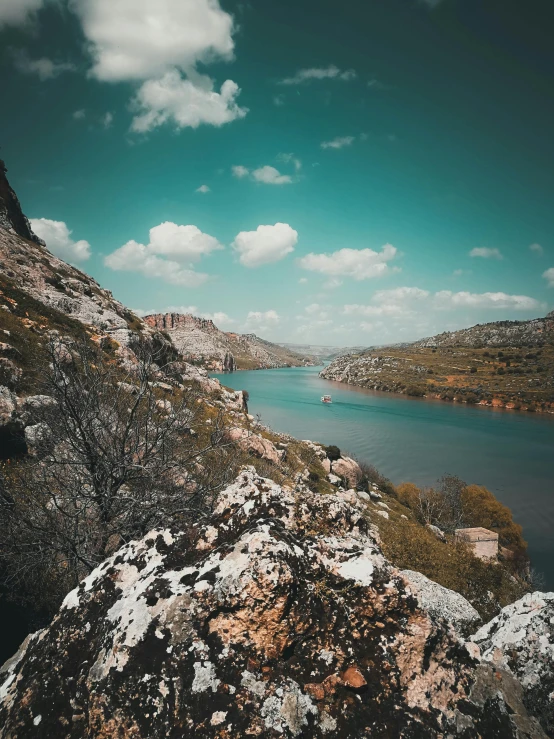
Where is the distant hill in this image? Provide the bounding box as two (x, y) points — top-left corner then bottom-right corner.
(144, 313), (315, 371)
(277, 342), (366, 362)
(321, 313), (554, 413)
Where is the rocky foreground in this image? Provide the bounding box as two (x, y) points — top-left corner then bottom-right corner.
(1, 468), (552, 738)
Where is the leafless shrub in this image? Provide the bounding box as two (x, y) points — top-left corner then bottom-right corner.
(0, 337), (237, 611)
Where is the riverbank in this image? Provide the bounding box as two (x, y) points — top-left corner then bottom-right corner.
(214, 365), (554, 589)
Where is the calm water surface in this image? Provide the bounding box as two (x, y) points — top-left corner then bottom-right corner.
(214, 365), (554, 588)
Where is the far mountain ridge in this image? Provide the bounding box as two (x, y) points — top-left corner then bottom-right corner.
(144, 312), (314, 371)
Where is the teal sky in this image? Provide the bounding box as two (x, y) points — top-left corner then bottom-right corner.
(1, 0), (553, 345)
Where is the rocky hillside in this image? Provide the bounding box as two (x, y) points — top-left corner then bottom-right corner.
(0, 468), (550, 738)
(321, 313), (554, 413)
(1, 160), (552, 737)
(145, 312), (314, 371)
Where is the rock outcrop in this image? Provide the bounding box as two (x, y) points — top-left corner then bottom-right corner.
(144, 312), (313, 371)
(472, 591), (554, 736)
(0, 160), (44, 245)
(0, 469), (546, 738)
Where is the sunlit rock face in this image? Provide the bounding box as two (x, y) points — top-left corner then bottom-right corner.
(0, 469), (546, 738)
(473, 591), (554, 736)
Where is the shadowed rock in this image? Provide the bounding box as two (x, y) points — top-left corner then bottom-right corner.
(0, 469), (546, 738)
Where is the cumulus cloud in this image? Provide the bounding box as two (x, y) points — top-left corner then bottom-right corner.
(70, 0), (246, 133)
(273, 94), (285, 106)
(279, 65), (356, 85)
(469, 247), (503, 260)
(71, 0), (235, 82)
(196, 184), (210, 193)
(233, 223), (298, 267)
(530, 243), (544, 255)
(73, 109), (86, 120)
(130, 72), (247, 132)
(201, 311), (236, 328)
(435, 291), (541, 310)
(298, 277), (308, 284)
(232, 165), (249, 178)
(543, 268), (554, 287)
(30, 219), (91, 262)
(13, 51), (76, 80)
(298, 244), (397, 280)
(321, 136), (355, 150)
(0, 0), (44, 27)
(101, 111), (114, 129)
(244, 310), (280, 333)
(104, 221), (223, 286)
(231, 165), (293, 185)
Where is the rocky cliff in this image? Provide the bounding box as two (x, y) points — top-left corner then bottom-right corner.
(145, 312), (314, 371)
(0, 468), (548, 738)
(0, 160), (44, 245)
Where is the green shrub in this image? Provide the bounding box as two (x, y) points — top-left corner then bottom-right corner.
(324, 445), (341, 462)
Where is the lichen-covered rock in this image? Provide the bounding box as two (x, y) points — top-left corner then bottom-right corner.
(401, 570), (481, 635)
(0, 385), (16, 426)
(472, 591), (554, 735)
(0, 469), (546, 738)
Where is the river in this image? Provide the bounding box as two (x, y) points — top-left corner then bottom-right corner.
(214, 365), (554, 589)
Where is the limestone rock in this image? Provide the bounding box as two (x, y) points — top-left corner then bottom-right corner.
(0, 385), (16, 427)
(331, 456), (362, 488)
(401, 569), (481, 635)
(0, 469), (545, 738)
(472, 591), (554, 735)
(228, 428), (283, 465)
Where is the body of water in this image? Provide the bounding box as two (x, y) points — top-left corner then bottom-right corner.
(214, 365), (554, 588)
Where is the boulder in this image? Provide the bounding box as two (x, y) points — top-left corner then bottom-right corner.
(0, 385), (16, 427)
(24, 423), (51, 454)
(331, 456), (362, 488)
(0, 469), (545, 738)
(228, 428), (283, 465)
(401, 570), (481, 636)
(427, 524), (447, 543)
(472, 591), (554, 735)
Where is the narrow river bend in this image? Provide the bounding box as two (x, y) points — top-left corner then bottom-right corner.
(214, 365), (554, 589)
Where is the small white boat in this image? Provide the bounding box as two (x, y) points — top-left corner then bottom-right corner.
(321, 394), (332, 404)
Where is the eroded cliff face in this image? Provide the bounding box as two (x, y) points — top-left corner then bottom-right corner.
(0, 469), (546, 738)
(144, 312), (312, 371)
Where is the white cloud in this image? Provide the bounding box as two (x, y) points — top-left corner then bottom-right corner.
(71, 0), (235, 82)
(232, 165), (249, 178)
(543, 268), (554, 288)
(233, 223), (298, 267)
(344, 287), (430, 317)
(231, 164), (293, 185)
(252, 166), (292, 185)
(298, 244), (397, 280)
(273, 94), (285, 106)
(0, 0), (44, 27)
(130, 72), (247, 132)
(278, 153), (302, 172)
(201, 311), (235, 328)
(298, 277), (308, 284)
(73, 109), (86, 120)
(13, 51), (76, 80)
(244, 310), (280, 333)
(321, 136), (355, 150)
(101, 111), (114, 129)
(323, 277), (343, 289)
(70, 0), (246, 134)
(469, 247), (503, 260)
(30, 218), (91, 262)
(104, 221), (223, 286)
(279, 65), (356, 85)
(196, 184), (210, 193)
(530, 243), (544, 255)
(367, 78), (385, 90)
(435, 291), (541, 310)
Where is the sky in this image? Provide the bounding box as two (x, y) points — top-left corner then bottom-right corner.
(1, 0), (553, 346)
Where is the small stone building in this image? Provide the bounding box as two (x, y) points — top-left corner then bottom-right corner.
(455, 527), (499, 560)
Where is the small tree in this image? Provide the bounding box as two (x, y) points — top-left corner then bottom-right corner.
(0, 337), (236, 611)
